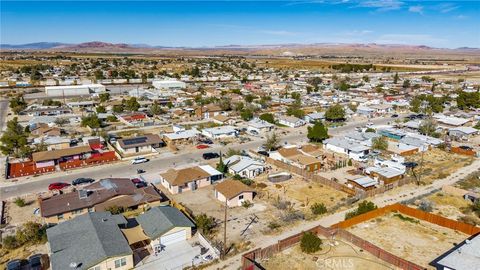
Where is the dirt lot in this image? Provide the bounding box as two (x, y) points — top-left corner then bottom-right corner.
(255, 172), (349, 215)
(408, 148), (474, 185)
(4, 195), (42, 226)
(262, 239), (395, 270)
(167, 184), (275, 243)
(420, 191), (480, 225)
(348, 212), (468, 268)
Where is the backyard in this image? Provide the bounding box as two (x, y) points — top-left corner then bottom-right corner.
(347, 212), (468, 268)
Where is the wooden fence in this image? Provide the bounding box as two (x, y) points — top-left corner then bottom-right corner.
(266, 157), (357, 196)
(241, 220), (423, 270)
(332, 203), (480, 235)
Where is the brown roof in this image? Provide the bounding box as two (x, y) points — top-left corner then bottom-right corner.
(39, 178), (165, 217)
(160, 167), (210, 186)
(117, 134), (163, 149)
(215, 180), (255, 200)
(203, 104), (222, 112)
(212, 114), (231, 122)
(278, 147), (302, 158)
(32, 145), (92, 162)
(290, 154), (320, 166)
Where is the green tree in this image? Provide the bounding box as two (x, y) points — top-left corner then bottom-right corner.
(195, 214), (216, 235)
(345, 201), (378, 220)
(123, 97), (140, 112)
(96, 105), (106, 113)
(99, 92), (110, 103)
(54, 117), (69, 127)
(9, 95), (28, 115)
(240, 108), (254, 121)
(307, 121), (329, 143)
(393, 73), (399, 84)
(216, 154), (228, 173)
(150, 102), (164, 115)
(112, 104), (124, 113)
(0, 117), (29, 157)
(402, 79), (411, 88)
(81, 114), (102, 129)
(365, 127), (376, 133)
(300, 232), (322, 253)
(14, 197), (26, 207)
(259, 113), (275, 124)
(372, 136), (388, 151)
(264, 133), (279, 151)
(325, 104), (345, 122)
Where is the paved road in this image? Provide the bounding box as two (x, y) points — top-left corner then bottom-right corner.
(207, 158), (480, 270)
(0, 115), (395, 200)
(0, 100), (9, 131)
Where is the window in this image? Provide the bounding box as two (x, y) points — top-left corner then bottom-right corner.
(72, 209), (83, 215)
(88, 207), (94, 213)
(114, 257), (127, 268)
(89, 266), (100, 270)
(239, 195), (244, 200)
(57, 214), (64, 220)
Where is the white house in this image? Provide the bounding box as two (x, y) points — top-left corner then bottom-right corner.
(45, 84), (105, 97)
(323, 137), (370, 161)
(201, 126), (238, 139)
(278, 116), (306, 128)
(247, 119), (274, 134)
(152, 80), (186, 90)
(224, 155), (266, 178)
(304, 112), (325, 123)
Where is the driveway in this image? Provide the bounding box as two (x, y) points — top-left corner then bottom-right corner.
(135, 241), (202, 270)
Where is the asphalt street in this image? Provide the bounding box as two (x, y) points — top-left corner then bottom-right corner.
(0, 115), (396, 200)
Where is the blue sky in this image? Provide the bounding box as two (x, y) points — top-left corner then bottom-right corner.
(1, 1), (479, 48)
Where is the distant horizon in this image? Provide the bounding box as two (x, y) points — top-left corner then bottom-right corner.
(1, 1), (479, 49)
(1, 40), (478, 50)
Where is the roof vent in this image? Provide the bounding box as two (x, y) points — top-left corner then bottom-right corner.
(102, 218), (108, 222)
(69, 262), (79, 268)
(79, 189), (89, 199)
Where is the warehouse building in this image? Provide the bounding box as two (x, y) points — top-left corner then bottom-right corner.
(45, 84), (106, 97)
(152, 80), (186, 90)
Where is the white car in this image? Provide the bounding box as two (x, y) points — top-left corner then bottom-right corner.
(131, 157), (148, 164)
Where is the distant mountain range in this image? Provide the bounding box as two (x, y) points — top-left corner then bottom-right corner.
(1, 41), (479, 55)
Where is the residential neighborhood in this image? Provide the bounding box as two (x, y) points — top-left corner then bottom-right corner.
(1, 1), (480, 269)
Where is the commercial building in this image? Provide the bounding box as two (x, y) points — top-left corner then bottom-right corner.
(152, 80), (186, 90)
(45, 84), (106, 97)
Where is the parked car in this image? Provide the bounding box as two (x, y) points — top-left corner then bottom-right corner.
(257, 150), (269, 157)
(131, 157), (148, 164)
(72, 177), (95, 186)
(6, 259), (25, 270)
(48, 182), (71, 191)
(136, 169), (145, 174)
(196, 144), (210, 149)
(202, 152), (220, 160)
(28, 254), (42, 270)
(391, 114), (399, 118)
(202, 139), (213, 144)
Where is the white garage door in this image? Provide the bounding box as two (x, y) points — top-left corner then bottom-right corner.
(160, 230), (186, 246)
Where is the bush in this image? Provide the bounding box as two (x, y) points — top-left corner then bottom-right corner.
(241, 200), (253, 208)
(268, 222), (281, 230)
(2, 235), (19, 249)
(345, 201), (378, 220)
(14, 197), (26, 207)
(195, 213), (216, 235)
(418, 200), (434, 213)
(105, 205), (126, 214)
(300, 232), (322, 253)
(310, 203), (327, 215)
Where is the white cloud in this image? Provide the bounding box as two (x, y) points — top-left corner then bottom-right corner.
(340, 30), (373, 36)
(436, 3), (459, 13)
(408, 5), (423, 14)
(454, 15), (468, 20)
(375, 34), (447, 46)
(357, 0), (404, 11)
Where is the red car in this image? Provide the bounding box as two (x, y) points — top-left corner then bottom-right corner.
(48, 182), (70, 191)
(196, 144), (210, 149)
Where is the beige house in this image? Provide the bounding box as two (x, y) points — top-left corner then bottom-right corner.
(115, 134), (163, 156)
(214, 179), (255, 207)
(159, 165), (223, 194)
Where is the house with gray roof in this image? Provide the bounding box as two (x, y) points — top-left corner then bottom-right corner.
(430, 233), (480, 270)
(46, 212), (133, 270)
(137, 206), (195, 251)
(323, 137), (370, 162)
(224, 155), (266, 178)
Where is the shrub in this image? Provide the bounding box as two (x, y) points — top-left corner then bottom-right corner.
(268, 222), (281, 230)
(310, 203), (327, 215)
(195, 213), (216, 235)
(300, 232), (322, 253)
(14, 197), (26, 207)
(105, 205), (126, 214)
(242, 201), (253, 208)
(345, 201), (378, 220)
(418, 200), (434, 213)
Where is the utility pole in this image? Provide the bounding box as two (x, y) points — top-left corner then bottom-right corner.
(222, 199), (227, 260)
